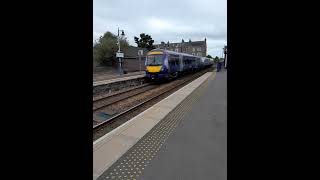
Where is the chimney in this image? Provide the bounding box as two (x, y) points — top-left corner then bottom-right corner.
(205, 37), (206, 42)
(189, 39), (191, 43)
(182, 39), (184, 43)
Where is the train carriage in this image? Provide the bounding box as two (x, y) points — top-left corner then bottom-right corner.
(145, 49), (213, 81)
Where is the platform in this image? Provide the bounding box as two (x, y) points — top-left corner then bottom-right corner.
(93, 72), (146, 87)
(94, 69), (226, 180)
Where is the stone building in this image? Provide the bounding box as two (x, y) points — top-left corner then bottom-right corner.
(122, 46), (149, 72)
(154, 38), (207, 57)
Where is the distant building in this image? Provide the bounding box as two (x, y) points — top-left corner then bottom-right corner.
(123, 46), (149, 59)
(154, 38), (207, 57)
(121, 46), (149, 72)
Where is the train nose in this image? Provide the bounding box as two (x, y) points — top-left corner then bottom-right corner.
(147, 66), (162, 73)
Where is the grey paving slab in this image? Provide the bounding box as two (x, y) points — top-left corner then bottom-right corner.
(93, 72), (213, 180)
(139, 70), (227, 180)
(96, 70), (226, 180)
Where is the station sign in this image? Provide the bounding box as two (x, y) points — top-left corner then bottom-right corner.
(116, 52), (124, 58)
(138, 50), (143, 56)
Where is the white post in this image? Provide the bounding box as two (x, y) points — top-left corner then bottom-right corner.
(117, 27), (122, 75)
(138, 50), (143, 72)
(117, 27), (120, 53)
(139, 55), (141, 72)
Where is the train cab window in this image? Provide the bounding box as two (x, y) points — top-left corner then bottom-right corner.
(146, 55), (164, 66)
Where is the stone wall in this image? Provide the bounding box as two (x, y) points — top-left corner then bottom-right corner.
(122, 57), (146, 72)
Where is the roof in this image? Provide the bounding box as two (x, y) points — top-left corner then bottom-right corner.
(154, 40), (206, 47)
(148, 48), (203, 58)
(189, 41), (206, 46)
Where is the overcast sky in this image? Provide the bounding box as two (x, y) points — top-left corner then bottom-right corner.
(93, 0), (226, 57)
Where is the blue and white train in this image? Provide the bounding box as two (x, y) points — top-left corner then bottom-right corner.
(145, 49), (214, 80)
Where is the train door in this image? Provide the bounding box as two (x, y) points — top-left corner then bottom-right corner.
(166, 55), (171, 73)
(191, 57), (196, 70)
(175, 56), (180, 73)
(169, 56), (176, 72)
(179, 55), (183, 72)
(169, 55), (179, 78)
(182, 56), (187, 71)
(195, 58), (200, 70)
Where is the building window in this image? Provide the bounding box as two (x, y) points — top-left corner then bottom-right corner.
(197, 47), (201, 51)
(175, 48), (179, 52)
(192, 48), (195, 52)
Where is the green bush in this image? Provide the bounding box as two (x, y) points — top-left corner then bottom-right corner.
(93, 31), (129, 66)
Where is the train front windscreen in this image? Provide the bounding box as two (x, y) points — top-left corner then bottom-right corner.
(146, 55), (164, 66)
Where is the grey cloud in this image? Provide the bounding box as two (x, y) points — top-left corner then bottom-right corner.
(93, 0), (226, 57)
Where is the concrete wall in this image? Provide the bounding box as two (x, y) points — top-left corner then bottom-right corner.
(93, 77), (147, 96)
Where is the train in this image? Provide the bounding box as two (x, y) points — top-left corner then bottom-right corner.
(145, 49), (214, 81)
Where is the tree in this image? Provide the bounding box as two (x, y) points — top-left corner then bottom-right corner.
(134, 33), (155, 51)
(93, 31), (129, 66)
(214, 56), (220, 64)
(206, 55), (213, 58)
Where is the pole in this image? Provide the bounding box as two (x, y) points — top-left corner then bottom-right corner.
(224, 46), (227, 69)
(117, 27), (122, 75)
(139, 54), (141, 72)
(117, 28), (120, 53)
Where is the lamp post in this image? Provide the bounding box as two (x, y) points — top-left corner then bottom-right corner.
(138, 50), (143, 72)
(117, 27), (125, 75)
(223, 45), (227, 69)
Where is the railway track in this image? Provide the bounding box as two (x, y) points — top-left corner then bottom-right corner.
(93, 68), (214, 140)
(93, 83), (156, 111)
